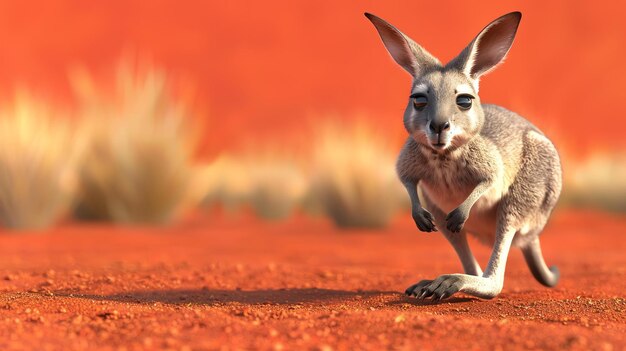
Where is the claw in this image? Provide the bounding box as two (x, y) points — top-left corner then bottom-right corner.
(422, 289), (435, 299)
(405, 284), (417, 295)
(418, 289), (428, 299)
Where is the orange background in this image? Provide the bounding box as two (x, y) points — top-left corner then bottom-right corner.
(0, 0), (623, 155)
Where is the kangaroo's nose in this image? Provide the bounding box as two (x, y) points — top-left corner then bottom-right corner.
(429, 121), (451, 133)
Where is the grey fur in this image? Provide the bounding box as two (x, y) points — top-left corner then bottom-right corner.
(366, 12), (562, 299)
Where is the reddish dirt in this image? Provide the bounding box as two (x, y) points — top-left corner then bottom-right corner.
(0, 209), (624, 350)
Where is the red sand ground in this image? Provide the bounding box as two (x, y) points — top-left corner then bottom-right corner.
(0, 209), (624, 350)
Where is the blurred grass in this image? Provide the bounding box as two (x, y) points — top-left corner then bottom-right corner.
(69, 60), (203, 224)
(0, 91), (80, 229)
(201, 155), (253, 214)
(561, 153), (626, 212)
(247, 154), (307, 220)
(0, 60), (622, 230)
(307, 121), (407, 228)
(202, 152), (307, 220)
(199, 120), (408, 228)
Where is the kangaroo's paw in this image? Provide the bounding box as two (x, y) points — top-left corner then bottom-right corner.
(445, 207), (469, 233)
(409, 274), (466, 300)
(405, 279), (434, 297)
(421, 274), (465, 300)
(423, 274), (505, 300)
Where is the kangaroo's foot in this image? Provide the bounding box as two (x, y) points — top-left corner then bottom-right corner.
(406, 274), (503, 300)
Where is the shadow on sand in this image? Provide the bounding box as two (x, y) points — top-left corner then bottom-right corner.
(57, 288), (476, 306)
(386, 296), (476, 306)
(64, 288), (390, 305)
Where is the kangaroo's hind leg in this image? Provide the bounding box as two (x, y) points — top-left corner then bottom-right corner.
(405, 207), (483, 297)
(428, 198), (483, 276)
(442, 228), (483, 276)
(411, 220), (517, 300)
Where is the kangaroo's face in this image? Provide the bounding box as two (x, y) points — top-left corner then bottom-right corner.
(403, 69), (484, 152)
(365, 12), (521, 152)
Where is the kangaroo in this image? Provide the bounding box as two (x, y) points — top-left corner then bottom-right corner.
(365, 12), (562, 300)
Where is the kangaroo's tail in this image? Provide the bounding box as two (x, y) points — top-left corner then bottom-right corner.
(521, 237), (560, 287)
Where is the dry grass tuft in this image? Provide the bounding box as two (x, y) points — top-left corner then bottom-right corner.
(308, 121), (405, 228)
(562, 153), (626, 212)
(71, 61), (202, 224)
(247, 154), (307, 220)
(201, 155), (255, 214)
(202, 153), (307, 220)
(0, 92), (80, 229)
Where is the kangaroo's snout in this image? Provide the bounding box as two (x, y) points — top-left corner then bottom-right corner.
(426, 119), (453, 150)
(428, 120), (450, 134)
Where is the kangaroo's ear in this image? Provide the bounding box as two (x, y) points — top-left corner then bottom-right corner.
(448, 12), (521, 81)
(365, 13), (441, 77)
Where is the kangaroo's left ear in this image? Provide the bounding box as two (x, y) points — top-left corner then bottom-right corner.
(448, 12), (522, 83)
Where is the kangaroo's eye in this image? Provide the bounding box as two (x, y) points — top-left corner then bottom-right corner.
(456, 95), (473, 110)
(411, 94), (428, 110)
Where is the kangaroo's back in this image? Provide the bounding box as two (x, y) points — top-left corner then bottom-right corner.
(479, 104), (544, 176)
(481, 104), (542, 146)
(480, 102), (561, 221)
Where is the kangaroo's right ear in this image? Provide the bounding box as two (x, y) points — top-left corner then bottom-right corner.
(365, 13), (440, 77)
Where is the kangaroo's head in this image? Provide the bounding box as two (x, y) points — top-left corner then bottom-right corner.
(365, 12), (521, 153)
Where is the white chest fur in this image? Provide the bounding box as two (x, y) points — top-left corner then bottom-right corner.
(418, 151), (505, 243)
(419, 152), (474, 213)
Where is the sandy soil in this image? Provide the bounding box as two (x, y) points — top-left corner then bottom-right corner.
(0, 209), (624, 350)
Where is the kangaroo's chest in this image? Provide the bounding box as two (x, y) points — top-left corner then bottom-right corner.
(419, 154), (503, 243)
(419, 155), (475, 212)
